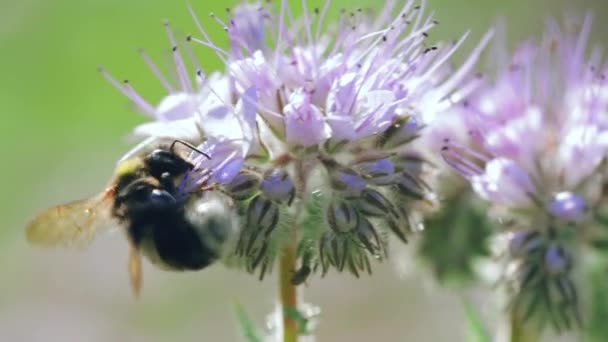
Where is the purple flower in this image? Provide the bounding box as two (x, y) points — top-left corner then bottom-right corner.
(443, 15), (607, 220)
(548, 191), (587, 221)
(471, 157), (536, 207)
(102, 0), (486, 278)
(441, 16), (604, 333)
(100, 22), (232, 142)
(283, 89), (330, 147)
(207, 0), (489, 152)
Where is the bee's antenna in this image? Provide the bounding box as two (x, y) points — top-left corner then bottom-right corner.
(170, 139), (211, 160)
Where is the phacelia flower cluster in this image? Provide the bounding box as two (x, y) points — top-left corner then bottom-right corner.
(443, 15), (608, 332)
(101, 0), (485, 281)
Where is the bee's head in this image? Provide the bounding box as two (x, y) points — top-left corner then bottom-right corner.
(145, 149), (193, 179)
(144, 140), (210, 180)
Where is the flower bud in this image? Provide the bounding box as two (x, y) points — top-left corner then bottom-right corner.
(329, 236), (347, 271)
(556, 276), (577, 306)
(357, 189), (396, 217)
(328, 166), (367, 199)
(345, 248), (372, 277)
(225, 171), (261, 200)
(471, 158), (536, 207)
(260, 168), (295, 204)
(544, 245), (570, 276)
(508, 230), (543, 258)
(548, 192), (587, 222)
(247, 240), (269, 274)
(354, 158), (396, 185)
(391, 153), (427, 175)
(377, 116), (422, 149)
(284, 89), (331, 147)
(246, 195), (280, 236)
(514, 261), (538, 291)
(387, 216), (409, 243)
(394, 171), (428, 200)
(318, 231), (333, 275)
(229, 4), (267, 54)
(544, 276), (581, 331)
(356, 216), (383, 256)
(327, 200), (359, 233)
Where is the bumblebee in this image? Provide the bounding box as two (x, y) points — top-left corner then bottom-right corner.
(26, 139), (238, 297)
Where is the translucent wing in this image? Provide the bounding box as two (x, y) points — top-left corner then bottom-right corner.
(26, 188), (118, 249)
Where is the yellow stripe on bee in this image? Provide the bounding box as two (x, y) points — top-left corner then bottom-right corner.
(115, 158), (145, 177)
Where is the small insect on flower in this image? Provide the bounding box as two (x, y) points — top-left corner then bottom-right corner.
(25, 139), (239, 297)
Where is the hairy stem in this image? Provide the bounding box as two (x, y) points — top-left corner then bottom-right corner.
(276, 157), (314, 342)
(279, 237), (298, 342)
(508, 312), (539, 342)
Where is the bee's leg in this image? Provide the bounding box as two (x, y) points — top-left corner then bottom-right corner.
(128, 238), (143, 299)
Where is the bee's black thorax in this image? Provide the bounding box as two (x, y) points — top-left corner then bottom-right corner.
(111, 148), (219, 271)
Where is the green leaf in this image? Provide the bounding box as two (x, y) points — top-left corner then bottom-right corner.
(418, 191), (493, 286)
(583, 255), (608, 342)
(594, 211), (608, 229)
(590, 238), (608, 252)
(234, 303), (263, 342)
(463, 301), (491, 342)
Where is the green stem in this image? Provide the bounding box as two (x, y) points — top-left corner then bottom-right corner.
(508, 312), (539, 342)
(277, 158), (310, 342)
(279, 238), (298, 342)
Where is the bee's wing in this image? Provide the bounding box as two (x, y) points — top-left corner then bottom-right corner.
(26, 188), (118, 249)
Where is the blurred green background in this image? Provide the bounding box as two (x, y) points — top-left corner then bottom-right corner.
(1, 0), (606, 341)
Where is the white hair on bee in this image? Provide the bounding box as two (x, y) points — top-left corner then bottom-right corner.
(186, 191), (240, 259)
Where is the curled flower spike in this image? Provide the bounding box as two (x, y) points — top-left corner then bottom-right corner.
(441, 14), (608, 335)
(104, 0), (487, 280)
(504, 230), (581, 332)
